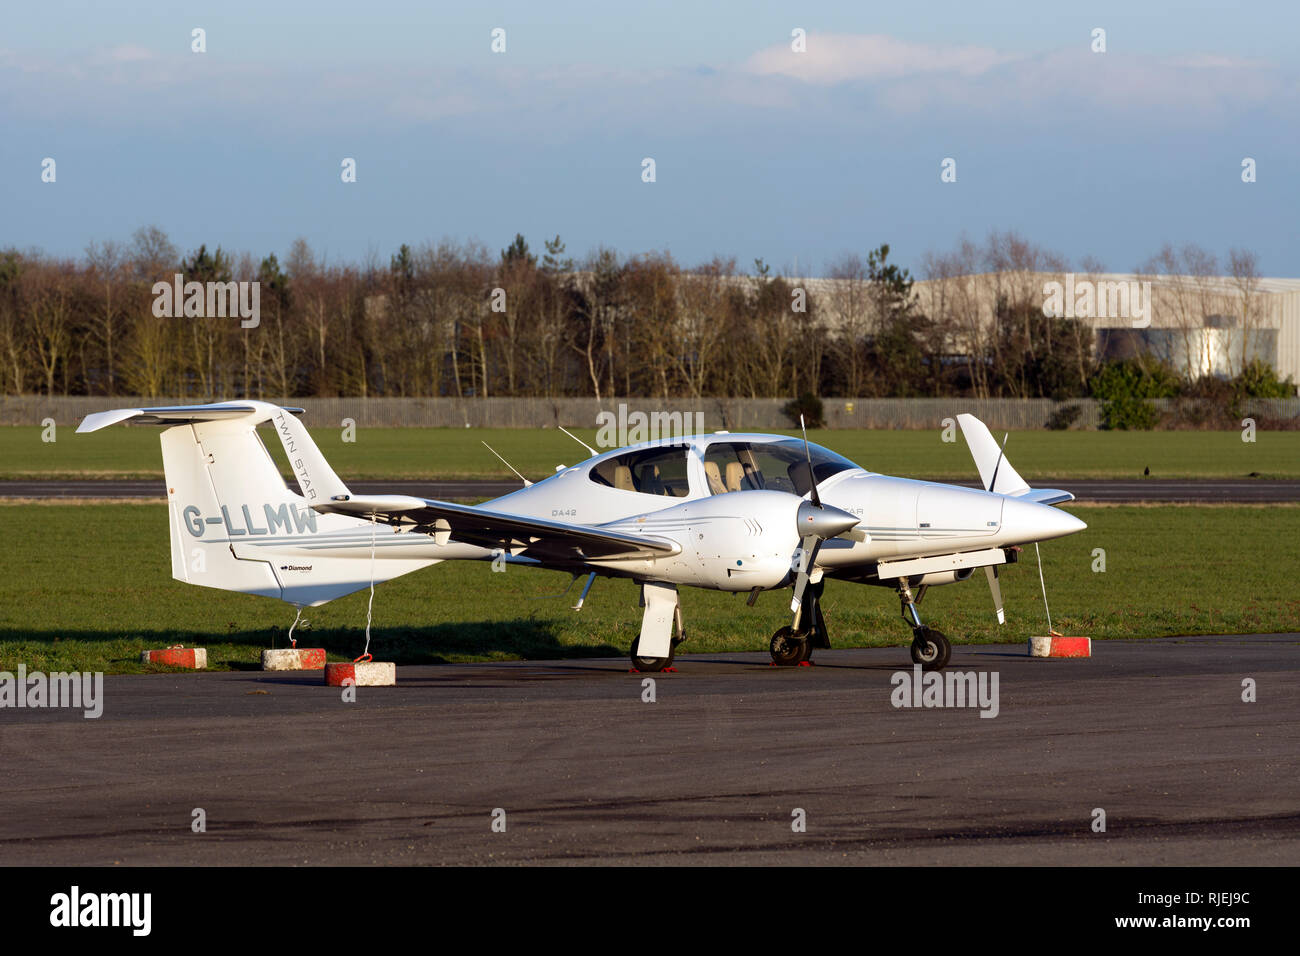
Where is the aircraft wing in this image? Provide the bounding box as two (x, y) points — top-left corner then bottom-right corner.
(313, 494), (681, 562)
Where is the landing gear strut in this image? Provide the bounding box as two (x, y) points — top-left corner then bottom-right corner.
(630, 586), (685, 672)
(899, 579), (950, 671)
(769, 580), (829, 666)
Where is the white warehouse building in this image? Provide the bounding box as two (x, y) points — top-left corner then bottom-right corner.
(798, 272), (1300, 383)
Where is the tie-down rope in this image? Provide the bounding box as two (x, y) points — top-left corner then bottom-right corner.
(1034, 542), (1059, 637)
(357, 513), (377, 662)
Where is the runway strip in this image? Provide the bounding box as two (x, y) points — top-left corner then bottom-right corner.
(1, 635), (1295, 865)
(3, 477), (1298, 502)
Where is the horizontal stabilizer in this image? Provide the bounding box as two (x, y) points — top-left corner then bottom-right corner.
(320, 494), (428, 516)
(77, 403), (304, 433)
(1014, 488), (1075, 505)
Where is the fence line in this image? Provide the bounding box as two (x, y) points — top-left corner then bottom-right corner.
(2, 395), (1296, 429)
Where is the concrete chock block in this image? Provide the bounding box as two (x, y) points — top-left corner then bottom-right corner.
(142, 647), (207, 669)
(1029, 636), (1092, 659)
(324, 661), (396, 687)
(261, 648), (327, 671)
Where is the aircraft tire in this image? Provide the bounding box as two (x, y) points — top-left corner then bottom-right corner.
(630, 637), (674, 673)
(909, 627), (951, 671)
(770, 626), (808, 666)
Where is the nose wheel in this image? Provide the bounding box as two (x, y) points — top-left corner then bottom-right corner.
(898, 579), (951, 671)
(909, 626), (951, 671)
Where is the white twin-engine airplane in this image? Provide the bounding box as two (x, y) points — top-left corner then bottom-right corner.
(78, 401), (1085, 672)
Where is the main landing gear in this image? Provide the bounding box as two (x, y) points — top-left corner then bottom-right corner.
(630, 631), (685, 672)
(629, 582), (685, 673)
(769, 580), (830, 666)
(899, 579), (951, 671)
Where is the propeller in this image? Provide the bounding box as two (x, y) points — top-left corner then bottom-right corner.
(789, 416), (860, 628)
(983, 430), (1011, 624)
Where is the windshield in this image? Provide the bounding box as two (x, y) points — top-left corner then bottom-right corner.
(700, 439), (859, 496)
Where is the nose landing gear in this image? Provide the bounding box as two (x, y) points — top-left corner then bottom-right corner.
(899, 579), (950, 671)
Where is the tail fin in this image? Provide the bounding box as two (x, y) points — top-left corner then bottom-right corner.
(956, 413), (1075, 505)
(263, 405), (351, 504)
(78, 402), (441, 607)
(955, 413), (1030, 495)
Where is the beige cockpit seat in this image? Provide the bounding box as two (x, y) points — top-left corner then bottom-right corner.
(703, 461), (728, 495)
(725, 462), (745, 492)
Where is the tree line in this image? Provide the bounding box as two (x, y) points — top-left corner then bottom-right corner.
(0, 226), (1285, 401)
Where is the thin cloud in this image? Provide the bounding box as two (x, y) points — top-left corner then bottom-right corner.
(106, 45), (155, 63)
(737, 34), (1294, 120)
(743, 33), (1012, 84)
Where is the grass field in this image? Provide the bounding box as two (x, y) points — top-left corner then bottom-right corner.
(5, 425), (1299, 480)
(1, 502), (1296, 674)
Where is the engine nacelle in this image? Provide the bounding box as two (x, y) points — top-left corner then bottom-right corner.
(681, 490), (806, 591)
(601, 490), (808, 591)
(910, 568), (975, 587)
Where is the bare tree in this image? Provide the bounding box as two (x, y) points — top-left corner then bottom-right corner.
(827, 253), (872, 395)
(672, 258), (731, 397)
(1227, 248), (1267, 378)
(26, 262), (75, 395)
(85, 240), (128, 394)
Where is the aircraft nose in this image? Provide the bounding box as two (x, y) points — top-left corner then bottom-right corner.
(797, 500), (861, 540)
(1001, 497), (1087, 544)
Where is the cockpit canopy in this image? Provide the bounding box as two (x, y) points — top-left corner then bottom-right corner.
(701, 439), (858, 495)
(586, 438), (860, 498)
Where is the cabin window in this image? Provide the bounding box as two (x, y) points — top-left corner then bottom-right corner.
(588, 445), (691, 497)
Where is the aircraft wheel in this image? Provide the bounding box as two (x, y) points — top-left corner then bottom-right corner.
(630, 637), (674, 673)
(770, 626), (808, 666)
(798, 635), (815, 663)
(909, 627), (951, 671)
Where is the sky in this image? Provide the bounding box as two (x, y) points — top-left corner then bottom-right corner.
(2, 1), (1297, 277)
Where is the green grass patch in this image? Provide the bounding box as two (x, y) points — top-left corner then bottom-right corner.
(1, 502), (1296, 673)
(5, 425), (1300, 480)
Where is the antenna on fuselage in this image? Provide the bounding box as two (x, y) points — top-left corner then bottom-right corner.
(481, 441), (533, 487)
(557, 425), (596, 458)
(988, 431), (1010, 493)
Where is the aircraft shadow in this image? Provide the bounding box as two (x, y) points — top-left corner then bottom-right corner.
(0, 621), (625, 669)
